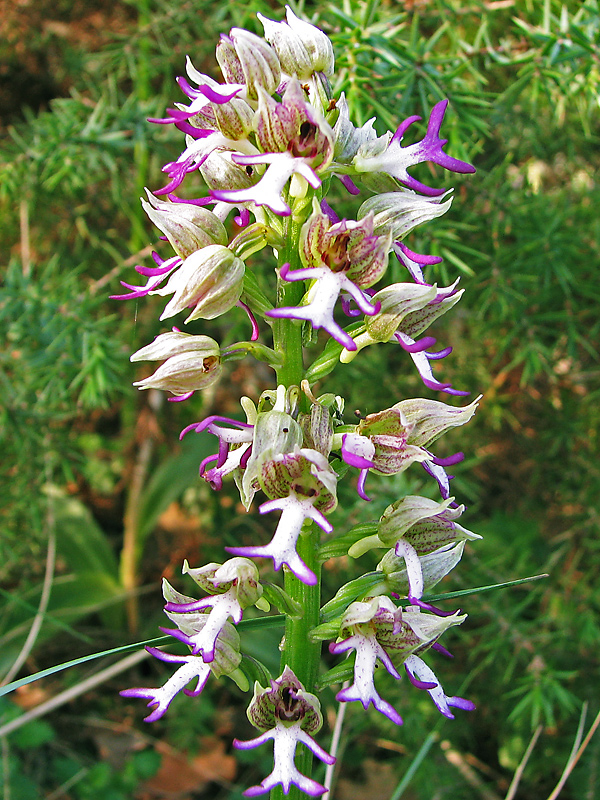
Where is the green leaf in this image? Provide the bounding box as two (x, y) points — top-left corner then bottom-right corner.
(424, 573), (549, 604)
(318, 521), (379, 562)
(309, 618), (344, 642)
(316, 656), (355, 691)
(260, 584), (303, 618)
(49, 487), (119, 579)
(0, 636), (169, 698)
(320, 572), (388, 622)
(239, 654), (272, 687)
(9, 718), (55, 749)
(137, 432), (216, 541)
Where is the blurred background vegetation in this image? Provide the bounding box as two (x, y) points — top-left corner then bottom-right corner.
(1, 0), (599, 797)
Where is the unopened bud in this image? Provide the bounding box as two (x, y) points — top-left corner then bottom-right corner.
(142, 190), (228, 258)
(217, 29), (281, 100)
(212, 96), (255, 140)
(157, 245), (245, 322)
(199, 148), (258, 192)
(131, 332), (221, 396)
(259, 7), (334, 79)
(364, 283), (436, 342)
(393, 396), (481, 448)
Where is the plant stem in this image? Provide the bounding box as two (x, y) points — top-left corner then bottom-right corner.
(270, 204), (323, 800)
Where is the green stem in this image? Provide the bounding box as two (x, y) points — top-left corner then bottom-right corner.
(270, 203), (323, 800)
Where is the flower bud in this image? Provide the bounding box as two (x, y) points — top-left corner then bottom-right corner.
(399, 286), (463, 340)
(364, 283), (437, 342)
(215, 34), (245, 84)
(212, 96), (255, 140)
(258, 7), (334, 79)
(141, 190), (228, 258)
(217, 29), (281, 100)
(199, 148), (258, 192)
(377, 495), (480, 552)
(299, 399), (334, 457)
(131, 332), (221, 396)
(157, 245), (245, 322)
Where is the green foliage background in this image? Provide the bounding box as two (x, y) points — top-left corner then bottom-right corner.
(1, 0), (599, 798)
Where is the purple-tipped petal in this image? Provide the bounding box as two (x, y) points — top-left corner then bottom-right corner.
(356, 467), (372, 501)
(404, 666), (437, 690)
(448, 696), (476, 711)
(341, 433), (376, 470)
(431, 451), (464, 467)
(432, 642), (454, 658)
(339, 174), (360, 195)
(168, 391), (195, 402)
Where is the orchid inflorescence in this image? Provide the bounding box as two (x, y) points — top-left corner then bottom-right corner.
(118, 8), (479, 797)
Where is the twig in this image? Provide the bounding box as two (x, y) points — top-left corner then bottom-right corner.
(0, 533), (56, 687)
(1, 453), (57, 686)
(2, 735), (10, 800)
(45, 768), (88, 800)
(86, 244), (154, 297)
(323, 683), (350, 799)
(505, 725), (543, 800)
(441, 739), (503, 800)
(0, 649), (149, 739)
(547, 705), (600, 800)
(19, 199), (31, 278)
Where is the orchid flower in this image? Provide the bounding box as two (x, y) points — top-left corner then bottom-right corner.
(353, 100), (475, 196)
(163, 558), (265, 662)
(233, 667), (335, 797)
(228, 447), (337, 585)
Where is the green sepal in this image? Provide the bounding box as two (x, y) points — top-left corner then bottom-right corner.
(242, 269), (273, 316)
(222, 341), (283, 369)
(304, 322), (364, 383)
(309, 617), (343, 642)
(227, 667), (251, 692)
(316, 656), (356, 691)
(318, 521), (378, 562)
(320, 572), (388, 623)
(260, 583), (304, 619)
(239, 654), (273, 688)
